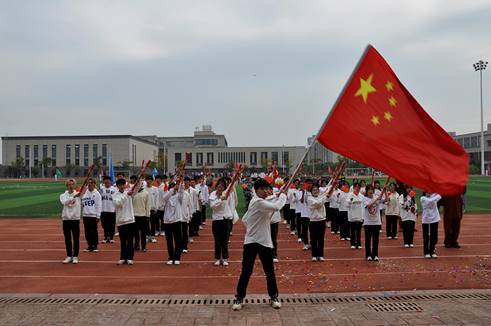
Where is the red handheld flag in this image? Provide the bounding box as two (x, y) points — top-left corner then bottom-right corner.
(317, 45), (468, 195)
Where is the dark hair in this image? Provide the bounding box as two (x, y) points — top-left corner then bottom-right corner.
(184, 176), (191, 182)
(155, 175), (162, 180)
(130, 175), (137, 180)
(353, 182), (360, 188)
(145, 176), (153, 181)
(194, 175), (201, 181)
(87, 177), (95, 183)
(103, 176), (111, 181)
(116, 173), (124, 177)
(254, 178), (272, 191)
(365, 185), (373, 192)
(168, 182), (176, 189)
(116, 179), (126, 186)
(215, 178), (227, 189)
(311, 184), (319, 192)
(374, 180), (380, 185)
(162, 174), (168, 179)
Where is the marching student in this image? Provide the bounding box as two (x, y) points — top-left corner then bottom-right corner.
(209, 178), (231, 266)
(81, 178), (102, 252)
(99, 176), (117, 244)
(294, 182), (303, 243)
(421, 192), (442, 258)
(232, 178), (286, 311)
(199, 175), (210, 225)
(360, 180), (367, 195)
(162, 182), (184, 264)
(112, 178), (136, 265)
(384, 183), (400, 240)
(132, 179), (151, 252)
(328, 183), (340, 235)
(307, 184), (328, 261)
(337, 183), (350, 241)
(282, 177), (291, 226)
(319, 179), (331, 229)
(181, 177), (193, 253)
(145, 176), (159, 243)
(363, 185), (384, 261)
(154, 175), (166, 237)
(60, 178), (81, 264)
(347, 182), (364, 249)
(269, 184), (281, 263)
(189, 176), (202, 239)
(224, 177), (238, 237)
(299, 179), (313, 250)
(287, 179), (299, 235)
(399, 187), (417, 248)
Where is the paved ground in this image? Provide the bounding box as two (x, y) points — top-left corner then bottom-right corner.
(0, 290), (490, 325)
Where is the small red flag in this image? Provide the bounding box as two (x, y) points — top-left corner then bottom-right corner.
(317, 45), (468, 195)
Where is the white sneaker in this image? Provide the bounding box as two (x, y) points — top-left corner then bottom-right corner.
(127, 260), (134, 265)
(223, 260), (229, 266)
(312, 257), (317, 261)
(115, 232), (119, 236)
(174, 260), (180, 265)
(303, 245), (309, 251)
(166, 260), (174, 265)
(273, 258), (279, 263)
(100, 239), (107, 244)
(346, 237), (351, 241)
(109, 239), (115, 244)
(155, 232), (159, 237)
(350, 246), (356, 249)
(431, 254), (438, 259)
(388, 236), (393, 240)
(63, 257), (72, 264)
(424, 254), (431, 259)
(182, 249), (188, 253)
(340, 238), (346, 241)
(151, 238), (157, 243)
(358, 246), (363, 249)
(92, 248), (99, 253)
(290, 231), (296, 235)
(270, 297), (282, 309)
(331, 231), (335, 234)
(318, 257), (325, 262)
(117, 259), (126, 265)
(373, 256), (379, 261)
(404, 244), (410, 248)
(214, 260), (221, 266)
(393, 237), (398, 240)
(327, 222), (331, 228)
(72, 257), (79, 264)
(232, 298), (243, 311)
(160, 231), (166, 236)
(199, 226), (203, 230)
(283, 220), (287, 224)
(367, 257), (373, 261)
(189, 238), (194, 243)
(409, 244), (414, 248)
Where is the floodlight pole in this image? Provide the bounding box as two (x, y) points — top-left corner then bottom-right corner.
(474, 60), (488, 175)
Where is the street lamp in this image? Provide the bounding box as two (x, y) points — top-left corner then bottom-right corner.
(473, 60), (488, 175)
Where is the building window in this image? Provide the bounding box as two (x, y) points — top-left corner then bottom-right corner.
(66, 144), (71, 165)
(84, 144), (89, 166)
(471, 136), (478, 148)
(195, 139), (218, 146)
(25, 145), (30, 167)
(207, 152), (214, 165)
(43, 145), (48, 159)
(51, 145), (57, 166)
(196, 152), (204, 166)
(16, 145), (20, 159)
(33, 145), (39, 166)
(93, 144), (98, 163)
(488, 140), (491, 147)
(186, 152), (192, 166)
(175, 153), (182, 165)
(283, 151), (289, 167)
(463, 137), (470, 149)
(261, 151), (268, 162)
(272, 152), (279, 164)
(250, 152), (257, 165)
(75, 144), (80, 166)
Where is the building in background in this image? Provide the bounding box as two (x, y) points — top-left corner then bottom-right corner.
(450, 123), (491, 175)
(306, 135), (340, 164)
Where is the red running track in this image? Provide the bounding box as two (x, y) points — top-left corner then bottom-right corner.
(0, 215), (489, 294)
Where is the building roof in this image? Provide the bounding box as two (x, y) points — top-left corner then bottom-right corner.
(1, 135), (159, 147)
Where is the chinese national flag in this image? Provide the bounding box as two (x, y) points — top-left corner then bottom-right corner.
(317, 45), (468, 195)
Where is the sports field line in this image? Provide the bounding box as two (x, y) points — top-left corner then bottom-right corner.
(0, 269), (490, 279)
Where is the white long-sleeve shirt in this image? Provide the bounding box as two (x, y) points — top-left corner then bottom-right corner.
(209, 191), (231, 221)
(180, 188), (192, 222)
(307, 193), (328, 222)
(145, 186), (159, 211)
(200, 183), (209, 204)
(421, 193), (441, 224)
(60, 191), (81, 221)
(242, 194), (287, 248)
(399, 195), (418, 222)
(329, 189), (341, 209)
(99, 186), (116, 213)
(300, 190), (311, 218)
(157, 184), (166, 211)
(112, 191), (135, 226)
(385, 192), (400, 216)
(337, 191), (349, 212)
(162, 188), (181, 224)
(347, 192), (364, 222)
(132, 189), (151, 217)
(363, 196), (382, 226)
(225, 189), (238, 220)
(287, 188), (297, 211)
(81, 189), (102, 218)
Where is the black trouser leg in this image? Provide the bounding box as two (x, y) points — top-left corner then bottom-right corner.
(402, 220), (415, 245)
(173, 222), (183, 260)
(257, 244), (279, 298)
(289, 209), (296, 231)
(296, 213), (302, 238)
(164, 223), (175, 260)
(423, 223), (430, 255)
(430, 222), (439, 254)
(118, 223), (134, 260)
(213, 220), (227, 260)
(100, 212), (108, 240)
(135, 216), (147, 250)
(83, 217), (98, 250)
(331, 208), (339, 233)
(386, 215), (398, 238)
(407, 221), (415, 245)
(301, 217), (310, 245)
(309, 221), (325, 257)
(364, 225), (373, 258)
(236, 243), (258, 299)
(63, 220), (74, 257)
(339, 211), (349, 239)
(372, 225), (381, 257)
(157, 210), (164, 232)
(181, 221), (188, 250)
(69, 220), (80, 257)
(201, 205), (207, 223)
(150, 211), (158, 236)
(349, 222), (356, 246)
(107, 212), (116, 240)
(270, 222), (279, 258)
(283, 204), (290, 224)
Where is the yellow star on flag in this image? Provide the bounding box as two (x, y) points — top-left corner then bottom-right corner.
(371, 115), (380, 126)
(388, 96), (397, 107)
(384, 111), (393, 122)
(355, 73), (376, 104)
(385, 81), (394, 91)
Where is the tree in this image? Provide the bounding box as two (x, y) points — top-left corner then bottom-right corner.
(40, 157), (52, 178)
(8, 157), (25, 178)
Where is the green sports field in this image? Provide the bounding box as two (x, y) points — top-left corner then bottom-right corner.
(0, 176), (490, 217)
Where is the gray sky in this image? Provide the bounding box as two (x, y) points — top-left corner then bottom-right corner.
(1, 1), (490, 163)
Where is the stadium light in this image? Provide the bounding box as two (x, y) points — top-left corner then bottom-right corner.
(473, 60), (488, 175)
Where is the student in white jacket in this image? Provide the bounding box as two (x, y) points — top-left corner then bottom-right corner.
(399, 187), (418, 248)
(268, 186), (281, 262)
(421, 192), (442, 258)
(384, 183), (400, 240)
(363, 185), (384, 261)
(299, 179), (313, 250)
(162, 182), (184, 265)
(181, 177), (193, 253)
(144, 176), (159, 242)
(287, 179), (299, 235)
(347, 183), (364, 249)
(337, 183), (351, 241)
(99, 176), (117, 244)
(307, 184), (329, 261)
(112, 178), (137, 265)
(81, 178), (102, 252)
(59, 178), (81, 264)
(209, 179), (232, 266)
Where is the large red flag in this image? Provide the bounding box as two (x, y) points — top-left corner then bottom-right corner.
(317, 45), (468, 195)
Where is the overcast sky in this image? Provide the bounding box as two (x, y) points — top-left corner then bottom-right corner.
(1, 1), (490, 163)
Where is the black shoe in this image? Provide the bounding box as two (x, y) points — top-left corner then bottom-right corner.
(452, 243), (461, 248)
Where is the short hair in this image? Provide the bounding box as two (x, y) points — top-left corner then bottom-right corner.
(116, 179), (126, 186)
(254, 178), (272, 191)
(155, 175), (162, 180)
(194, 175), (201, 181)
(168, 182), (176, 189)
(65, 178), (76, 186)
(87, 177), (95, 183)
(145, 176), (153, 181)
(116, 173), (124, 177)
(184, 176), (191, 182)
(103, 176), (111, 181)
(162, 174), (168, 179)
(365, 185), (374, 192)
(130, 175), (137, 180)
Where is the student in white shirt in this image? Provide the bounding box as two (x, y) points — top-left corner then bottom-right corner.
(307, 184), (328, 261)
(337, 183), (351, 241)
(281, 177), (291, 227)
(99, 176), (117, 244)
(162, 182), (184, 264)
(181, 177), (193, 253)
(287, 179), (300, 235)
(209, 178), (231, 266)
(112, 178), (136, 265)
(189, 176), (202, 239)
(294, 184), (303, 242)
(59, 178), (81, 264)
(133, 178), (152, 252)
(198, 175), (210, 225)
(363, 185), (384, 261)
(81, 178), (102, 252)
(269, 186), (281, 262)
(384, 183), (400, 240)
(328, 183), (340, 234)
(399, 187), (417, 248)
(232, 179), (286, 311)
(347, 182), (364, 249)
(299, 179), (313, 250)
(144, 176), (159, 242)
(421, 192), (442, 258)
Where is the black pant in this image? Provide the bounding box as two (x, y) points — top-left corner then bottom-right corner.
(164, 222), (182, 261)
(236, 243), (278, 299)
(309, 220), (326, 257)
(191, 211), (202, 236)
(157, 210), (164, 232)
(324, 203), (330, 222)
(181, 221), (189, 250)
(212, 219), (229, 260)
(350, 221), (363, 247)
(100, 212), (116, 240)
(270, 222), (279, 258)
(386, 215), (399, 238)
(134, 216), (148, 250)
(295, 213), (302, 238)
(118, 223), (135, 260)
(423, 222), (439, 255)
(402, 220), (415, 245)
(339, 211), (350, 239)
(364, 225), (381, 258)
(282, 204), (290, 223)
(150, 210), (159, 236)
(83, 216), (98, 250)
(62, 220), (80, 257)
(201, 204), (207, 223)
(329, 208), (339, 233)
(289, 209), (296, 231)
(301, 217), (310, 245)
